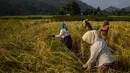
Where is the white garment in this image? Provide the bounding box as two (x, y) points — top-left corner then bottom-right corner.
(82, 30), (99, 44)
(82, 30), (114, 67)
(55, 29), (69, 38)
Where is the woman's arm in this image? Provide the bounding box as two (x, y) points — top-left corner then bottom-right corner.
(55, 30), (64, 38)
(83, 44), (101, 67)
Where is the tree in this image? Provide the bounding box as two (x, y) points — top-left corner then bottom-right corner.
(95, 7), (103, 16)
(120, 8), (126, 15)
(59, 7), (67, 15)
(59, 1), (80, 15)
(83, 8), (93, 15)
(96, 7), (101, 12)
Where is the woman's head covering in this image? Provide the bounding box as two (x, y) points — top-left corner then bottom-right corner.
(82, 30), (99, 44)
(61, 24), (68, 31)
(82, 19), (93, 30)
(83, 19), (88, 24)
(101, 25), (109, 31)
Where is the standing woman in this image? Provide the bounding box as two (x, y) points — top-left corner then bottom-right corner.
(53, 24), (73, 51)
(82, 30), (114, 73)
(83, 19), (110, 41)
(99, 20), (110, 41)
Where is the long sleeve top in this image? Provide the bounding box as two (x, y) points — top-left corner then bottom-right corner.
(85, 38), (114, 67)
(55, 29), (69, 38)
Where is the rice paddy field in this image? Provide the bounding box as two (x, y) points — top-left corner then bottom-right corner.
(0, 19), (130, 73)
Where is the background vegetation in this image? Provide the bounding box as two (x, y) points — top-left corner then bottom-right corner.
(0, 19), (130, 73)
(1, 16), (130, 21)
(0, 0), (130, 16)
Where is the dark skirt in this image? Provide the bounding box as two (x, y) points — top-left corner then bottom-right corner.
(100, 62), (114, 73)
(64, 35), (72, 50)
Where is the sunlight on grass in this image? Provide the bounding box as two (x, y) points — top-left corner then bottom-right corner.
(0, 20), (130, 73)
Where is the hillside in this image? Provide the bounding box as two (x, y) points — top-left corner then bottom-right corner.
(0, 0), (94, 15)
(124, 6), (130, 11)
(75, 0), (95, 12)
(104, 6), (120, 12)
(37, 0), (95, 12)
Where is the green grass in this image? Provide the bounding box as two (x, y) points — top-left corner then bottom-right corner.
(0, 15), (53, 20)
(1, 15), (130, 21)
(0, 20), (130, 73)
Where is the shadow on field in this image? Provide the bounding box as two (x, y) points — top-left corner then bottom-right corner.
(112, 56), (130, 72)
(72, 41), (80, 53)
(71, 36), (81, 54)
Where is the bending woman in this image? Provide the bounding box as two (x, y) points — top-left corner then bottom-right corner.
(99, 20), (110, 41)
(83, 19), (93, 30)
(82, 30), (114, 73)
(53, 24), (72, 50)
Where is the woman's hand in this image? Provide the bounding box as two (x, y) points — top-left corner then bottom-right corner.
(82, 64), (91, 71)
(52, 35), (55, 37)
(82, 64), (87, 68)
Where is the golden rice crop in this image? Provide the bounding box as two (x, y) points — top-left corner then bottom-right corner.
(0, 19), (130, 73)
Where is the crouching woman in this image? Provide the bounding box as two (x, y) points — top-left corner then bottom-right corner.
(82, 30), (114, 73)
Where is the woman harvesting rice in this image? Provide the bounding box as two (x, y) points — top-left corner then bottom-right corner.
(53, 24), (73, 51)
(82, 30), (114, 73)
(99, 20), (110, 41)
(83, 20), (110, 41)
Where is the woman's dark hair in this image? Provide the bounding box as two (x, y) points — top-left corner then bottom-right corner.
(84, 21), (93, 30)
(103, 20), (110, 26)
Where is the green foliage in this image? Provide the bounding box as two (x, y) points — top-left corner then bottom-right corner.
(83, 8), (94, 15)
(1, 15), (130, 21)
(0, 0), (130, 16)
(52, 16), (130, 21)
(0, 0), (84, 15)
(59, 1), (80, 15)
